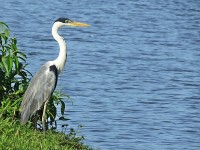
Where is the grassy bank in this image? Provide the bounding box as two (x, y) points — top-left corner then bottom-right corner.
(0, 117), (93, 150)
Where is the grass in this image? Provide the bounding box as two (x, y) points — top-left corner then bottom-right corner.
(0, 117), (93, 150)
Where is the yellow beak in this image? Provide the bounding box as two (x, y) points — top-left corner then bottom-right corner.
(68, 21), (90, 27)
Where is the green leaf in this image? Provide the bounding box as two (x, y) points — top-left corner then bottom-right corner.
(4, 29), (10, 37)
(1, 56), (9, 75)
(17, 51), (26, 58)
(12, 37), (17, 45)
(1, 34), (8, 44)
(14, 55), (19, 72)
(60, 100), (65, 116)
(1, 55), (13, 77)
(7, 55), (13, 73)
(0, 22), (9, 31)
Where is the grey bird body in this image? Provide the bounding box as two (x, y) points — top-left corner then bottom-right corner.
(20, 61), (57, 125)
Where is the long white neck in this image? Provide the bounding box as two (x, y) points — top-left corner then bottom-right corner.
(52, 22), (67, 74)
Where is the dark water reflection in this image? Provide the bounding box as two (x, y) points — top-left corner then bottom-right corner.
(1, 0), (200, 149)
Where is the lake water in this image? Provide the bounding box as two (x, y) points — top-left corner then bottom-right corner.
(1, 0), (200, 149)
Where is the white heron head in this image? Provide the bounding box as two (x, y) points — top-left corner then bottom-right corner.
(54, 18), (90, 27)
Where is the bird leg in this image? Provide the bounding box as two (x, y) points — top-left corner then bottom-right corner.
(42, 100), (48, 133)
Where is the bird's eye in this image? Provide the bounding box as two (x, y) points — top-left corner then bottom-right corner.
(65, 20), (72, 23)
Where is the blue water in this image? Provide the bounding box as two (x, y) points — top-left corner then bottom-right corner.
(1, 0), (200, 149)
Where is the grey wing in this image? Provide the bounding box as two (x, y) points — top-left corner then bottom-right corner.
(20, 62), (58, 125)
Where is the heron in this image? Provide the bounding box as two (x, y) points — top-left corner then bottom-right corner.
(20, 18), (90, 132)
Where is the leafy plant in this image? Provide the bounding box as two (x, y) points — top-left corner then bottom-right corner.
(0, 22), (30, 118)
(41, 90), (72, 130)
